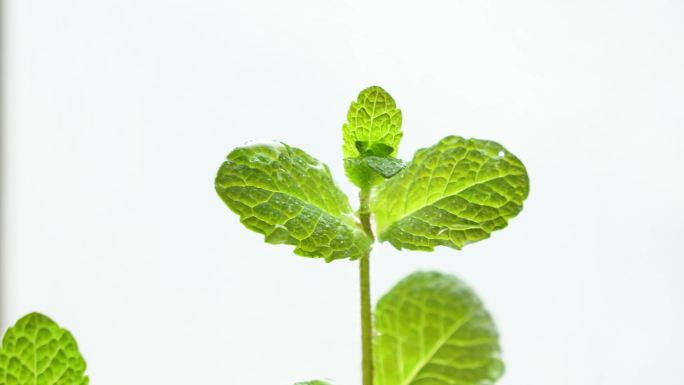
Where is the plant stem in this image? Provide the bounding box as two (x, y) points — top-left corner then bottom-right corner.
(359, 254), (372, 385)
(359, 189), (374, 385)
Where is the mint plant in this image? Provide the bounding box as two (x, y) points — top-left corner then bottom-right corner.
(0, 313), (89, 385)
(215, 86), (529, 385)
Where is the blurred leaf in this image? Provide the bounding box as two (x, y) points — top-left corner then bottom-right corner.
(374, 272), (504, 385)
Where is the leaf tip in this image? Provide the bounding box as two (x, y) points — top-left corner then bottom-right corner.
(15, 311), (56, 326)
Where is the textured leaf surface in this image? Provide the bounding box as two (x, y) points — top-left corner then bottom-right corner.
(372, 136), (529, 251)
(374, 272), (503, 385)
(0, 313), (89, 385)
(342, 86), (403, 159)
(215, 141), (372, 261)
(344, 156), (406, 189)
(364, 156), (405, 178)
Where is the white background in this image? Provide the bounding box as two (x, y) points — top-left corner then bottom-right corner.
(2, 0), (683, 384)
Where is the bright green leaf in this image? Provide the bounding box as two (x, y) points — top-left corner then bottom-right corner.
(215, 141), (372, 262)
(342, 87), (403, 188)
(344, 156), (406, 189)
(365, 156), (405, 178)
(372, 136), (529, 251)
(374, 272), (504, 385)
(0, 313), (89, 385)
(294, 380), (333, 385)
(342, 86), (403, 159)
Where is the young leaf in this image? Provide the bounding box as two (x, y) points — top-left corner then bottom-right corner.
(343, 87), (403, 188)
(0, 313), (89, 385)
(294, 380), (333, 385)
(372, 136), (529, 251)
(364, 156), (405, 178)
(374, 272), (504, 385)
(215, 141), (372, 262)
(342, 86), (403, 159)
(344, 156), (406, 190)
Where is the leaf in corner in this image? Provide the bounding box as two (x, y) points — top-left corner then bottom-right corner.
(374, 272), (504, 385)
(215, 141), (372, 262)
(0, 312), (89, 385)
(372, 136), (529, 251)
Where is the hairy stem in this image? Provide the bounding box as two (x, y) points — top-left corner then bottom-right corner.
(359, 189), (374, 385)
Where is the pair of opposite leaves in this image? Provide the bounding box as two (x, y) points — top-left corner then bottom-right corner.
(215, 86), (529, 262)
(216, 87), (530, 385)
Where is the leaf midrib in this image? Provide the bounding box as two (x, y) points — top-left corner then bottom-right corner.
(379, 173), (520, 237)
(398, 311), (475, 385)
(229, 185), (363, 235)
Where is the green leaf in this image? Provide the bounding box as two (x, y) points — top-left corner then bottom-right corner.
(342, 86), (403, 159)
(342, 87), (403, 188)
(374, 272), (504, 385)
(365, 156), (405, 178)
(0, 313), (89, 385)
(372, 136), (529, 251)
(294, 380), (333, 385)
(215, 141), (372, 262)
(355, 141), (394, 158)
(344, 156), (406, 190)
